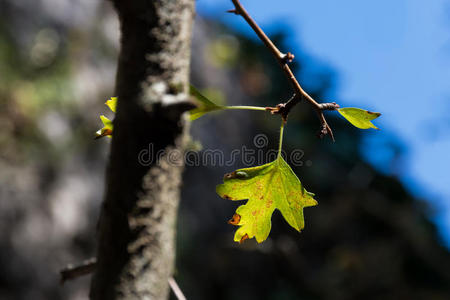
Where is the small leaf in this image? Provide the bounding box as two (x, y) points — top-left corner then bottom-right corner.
(105, 97), (117, 113)
(95, 115), (113, 139)
(216, 156), (317, 243)
(338, 107), (381, 129)
(189, 85), (224, 120)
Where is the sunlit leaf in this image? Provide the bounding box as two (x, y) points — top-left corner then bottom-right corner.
(216, 156), (317, 243)
(189, 85), (224, 120)
(95, 115), (113, 139)
(105, 97), (117, 113)
(338, 107), (381, 129)
(95, 98), (116, 139)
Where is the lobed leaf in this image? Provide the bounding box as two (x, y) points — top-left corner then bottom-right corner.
(338, 107), (381, 129)
(95, 115), (113, 139)
(189, 85), (224, 120)
(216, 156), (317, 243)
(95, 97), (117, 139)
(105, 97), (117, 113)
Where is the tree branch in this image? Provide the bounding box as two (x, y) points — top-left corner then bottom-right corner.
(89, 1), (195, 299)
(229, 0), (339, 140)
(61, 259), (186, 300)
(60, 258), (97, 285)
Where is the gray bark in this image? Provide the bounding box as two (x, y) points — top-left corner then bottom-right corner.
(89, 1), (195, 299)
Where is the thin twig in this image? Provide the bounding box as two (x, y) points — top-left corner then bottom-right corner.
(60, 259), (186, 299)
(229, 0), (339, 140)
(60, 258), (97, 285)
(168, 277), (187, 300)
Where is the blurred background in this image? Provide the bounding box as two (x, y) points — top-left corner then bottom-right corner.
(1, 0), (449, 299)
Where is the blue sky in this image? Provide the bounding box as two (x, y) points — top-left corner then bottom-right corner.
(197, 0), (450, 246)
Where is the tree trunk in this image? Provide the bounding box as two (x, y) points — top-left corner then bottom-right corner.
(89, 1), (195, 299)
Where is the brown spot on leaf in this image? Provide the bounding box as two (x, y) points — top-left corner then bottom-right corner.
(95, 128), (113, 139)
(223, 171), (236, 180)
(255, 182), (263, 190)
(103, 129), (113, 135)
(240, 234), (249, 244)
(223, 194), (233, 200)
(367, 111), (381, 117)
(252, 210), (257, 216)
(228, 214), (241, 225)
(224, 171), (236, 180)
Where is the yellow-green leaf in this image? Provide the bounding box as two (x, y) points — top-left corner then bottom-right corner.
(105, 97), (117, 113)
(216, 156), (317, 243)
(95, 115), (113, 139)
(338, 107), (381, 129)
(189, 85), (224, 120)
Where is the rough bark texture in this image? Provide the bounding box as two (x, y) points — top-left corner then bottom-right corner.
(89, 1), (195, 299)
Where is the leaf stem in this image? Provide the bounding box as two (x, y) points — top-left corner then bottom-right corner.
(224, 105), (267, 111)
(278, 119), (284, 159)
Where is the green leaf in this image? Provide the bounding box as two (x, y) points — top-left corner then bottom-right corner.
(216, 156), (317, 243)
(95, 97), (116, 139)
(95, 115), (113, 139)
(189, 85), (224, 120)
(105, 97), (117, 113)
(338, 107), (381, 129)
